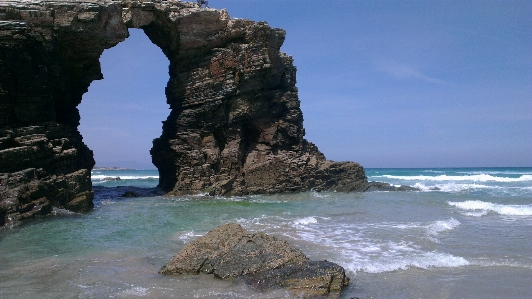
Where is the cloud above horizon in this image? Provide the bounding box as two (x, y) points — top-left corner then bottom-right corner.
(376, 61), (448, 85)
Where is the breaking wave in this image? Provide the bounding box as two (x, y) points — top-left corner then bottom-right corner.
(448, 200), (532, 216)
(377, 174), (532, 182)
(346, 251), (470, 273)
(237, 215), (467, 274)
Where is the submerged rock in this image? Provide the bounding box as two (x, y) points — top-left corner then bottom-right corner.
(363, 181), (419, 192)
(103, 177), (121, 181)
(160, 223), (349, 297)
(121, 190), (139, 197)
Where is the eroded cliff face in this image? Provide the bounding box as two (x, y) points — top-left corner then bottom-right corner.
(0, 0), (366, 226)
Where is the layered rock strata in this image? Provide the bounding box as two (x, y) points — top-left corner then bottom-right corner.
(160, 223), (349, 296)
(0, 0), (367, 226)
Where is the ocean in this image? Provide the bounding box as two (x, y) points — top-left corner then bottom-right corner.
(1, 167), (531, 298)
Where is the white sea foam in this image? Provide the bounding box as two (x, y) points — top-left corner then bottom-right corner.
(411, 182), (532, 196)
(176, 231), (204, 243)
(238, 214), (468, 274)
(413, 182), (493, 192)
(457, 170), (532, 176)
(311, 191), (330, 198)
(193, 192), (211, 197)
(377, 174), (532, 182)
(369, 218), (460, 236)
(293, 216), (318, 226)
(119, 286), (149, 297)
(426, 218), (461, 235)
(462, 210), (489, 217)
(347, 251), (470, 273)
(448, 200), (532, 216)
(51, 207), (78, 216)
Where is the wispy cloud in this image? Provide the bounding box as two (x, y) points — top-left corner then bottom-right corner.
(377, 61), (448, 85)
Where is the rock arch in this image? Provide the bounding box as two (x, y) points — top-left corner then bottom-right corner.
(0, 0), (366, 226)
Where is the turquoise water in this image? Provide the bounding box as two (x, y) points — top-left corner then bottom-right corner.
(91, 169), (160, 188)
(1, 168), (531, 298)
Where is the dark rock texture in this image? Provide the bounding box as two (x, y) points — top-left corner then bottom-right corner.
(0, 0), (367, 226)
(363, 181), (419, 192)
(160, 223), (349, 297)
(0, 124), (95, 225)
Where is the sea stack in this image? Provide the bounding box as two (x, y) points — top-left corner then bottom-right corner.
(0, 0), (367, 226)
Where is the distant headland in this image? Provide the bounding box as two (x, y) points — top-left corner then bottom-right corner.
(93, 166), (134, 171)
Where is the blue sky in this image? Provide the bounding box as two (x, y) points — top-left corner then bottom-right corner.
(79, 0), (532, 169)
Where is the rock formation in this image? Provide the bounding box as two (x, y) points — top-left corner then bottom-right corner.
(160, 223), (349, 296)
(363, 181), (419, 192)
(0, 0), (367, 226)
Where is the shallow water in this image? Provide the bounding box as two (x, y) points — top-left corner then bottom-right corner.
(1, 168), (531, 298)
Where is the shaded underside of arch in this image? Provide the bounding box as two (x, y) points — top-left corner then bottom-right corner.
(0, 0), (366, 227)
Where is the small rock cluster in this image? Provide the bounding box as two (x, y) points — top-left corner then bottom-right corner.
(160, 223), (350, 297)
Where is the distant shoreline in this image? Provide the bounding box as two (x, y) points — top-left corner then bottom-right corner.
(93, 166), (134, 171)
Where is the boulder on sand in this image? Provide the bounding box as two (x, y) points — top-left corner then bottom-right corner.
(160, 223), (349, 297)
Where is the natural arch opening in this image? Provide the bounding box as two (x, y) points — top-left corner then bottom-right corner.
(78, 29), (170, 173)
(0, 1), (369, 227)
